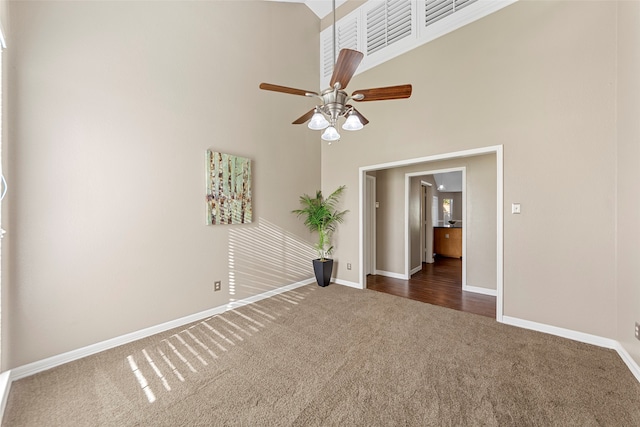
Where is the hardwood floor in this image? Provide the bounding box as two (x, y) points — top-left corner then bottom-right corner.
(366, 257), (496, 318)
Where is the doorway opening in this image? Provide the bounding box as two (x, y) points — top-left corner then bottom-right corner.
(405, 167), (466, 284)
(359, 145), (503, 321)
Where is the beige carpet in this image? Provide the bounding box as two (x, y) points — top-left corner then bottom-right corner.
(4, 284), (640, 426)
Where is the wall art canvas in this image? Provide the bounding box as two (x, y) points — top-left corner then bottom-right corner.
(205, 150), (252, 225)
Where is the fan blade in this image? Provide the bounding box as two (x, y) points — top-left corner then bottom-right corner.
(292, 109), (316, 125)
(259, 83), (317, 97)
(351, 84), (412, 102)
(329, 49), (364, 90)
(346, 105), (369, 126)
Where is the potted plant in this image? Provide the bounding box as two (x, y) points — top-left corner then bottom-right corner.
(293, 185), (348, 287)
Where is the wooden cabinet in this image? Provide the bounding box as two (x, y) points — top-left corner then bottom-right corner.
(434, 227), (462, 258)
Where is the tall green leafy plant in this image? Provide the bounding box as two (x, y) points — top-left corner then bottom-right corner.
(293, 185), (348, 261)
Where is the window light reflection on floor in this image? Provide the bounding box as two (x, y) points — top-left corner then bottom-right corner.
(127, 355), (156, 403)
(157, 347), (185, 382)
(230, 310), (265, 329)
(199, 321), (229, 352)
(173, 334), (208, 366)
(123, 273), (315, 405)
(142, 349), (171, 391)
(217, 316), (252, 338)
(162, 338), (198, 373)
(204, 324), (236, 346)
(184, 328), (218, 359)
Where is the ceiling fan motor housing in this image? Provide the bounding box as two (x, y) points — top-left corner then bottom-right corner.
(319, 88), (349, 123)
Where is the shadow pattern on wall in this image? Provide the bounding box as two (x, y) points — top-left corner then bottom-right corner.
(228, 218), (316, 302)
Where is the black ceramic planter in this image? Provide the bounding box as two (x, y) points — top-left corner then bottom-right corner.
(312, 258), (333, 287)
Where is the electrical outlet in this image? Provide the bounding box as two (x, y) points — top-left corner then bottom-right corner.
(347, 263), (352, 270)
(214, 281), (221, 292)
(635, 322), (640, 341)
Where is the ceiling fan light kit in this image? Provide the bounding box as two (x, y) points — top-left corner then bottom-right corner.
(308, 109), (330, 130)
(321, 126), (341, 142)
(342, 111), (364, 131)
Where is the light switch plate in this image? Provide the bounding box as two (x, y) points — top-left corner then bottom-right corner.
(512, 203), (521, 214)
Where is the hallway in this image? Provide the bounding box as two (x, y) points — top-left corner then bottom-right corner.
(366, 257), (496, 318)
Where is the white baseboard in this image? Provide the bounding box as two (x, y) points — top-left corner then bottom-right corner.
(614, 342), (640, 384)
(463, 284), (497, 296)
(9, 278), (315, 382)
(502, 316), (640, 384)
(410, 265), (422, 276)
(375, 270), (406, 280)
(333, 278), (363, 289)
(502, 316), (618, 348)
(225, 279), (315, 310)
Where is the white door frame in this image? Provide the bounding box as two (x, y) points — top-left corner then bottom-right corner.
(405, 168), (466, 285)
(420, 181), (434, 264)
(365, 175), (376, 276)
(358, 145), (504, 322)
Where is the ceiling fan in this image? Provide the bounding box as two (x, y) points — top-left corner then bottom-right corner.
(259, 48), (412, 142)
(259, 0), (412, 142)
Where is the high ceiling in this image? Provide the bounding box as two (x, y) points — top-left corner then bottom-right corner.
(268, 0), (348, 19)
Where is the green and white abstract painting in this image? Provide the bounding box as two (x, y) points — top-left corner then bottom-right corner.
(205, 150), (252, 225)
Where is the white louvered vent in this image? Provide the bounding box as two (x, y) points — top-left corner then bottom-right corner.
(456, 0), (478, 11)
(319, 0), (515, 88)
(366, 0), (412, 56)
(425, 0), (479, 28)
(322, 35), (334, 79)
(322, 15), (360, 81)
(338, 15), (359, 51)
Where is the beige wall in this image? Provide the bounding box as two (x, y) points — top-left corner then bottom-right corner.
(463, 154), (497, 291)
(3, 1), (320, 369)
(373, 155), (496, 291)
(322, 1), (618, 338)
(616, 1), (640, 364)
